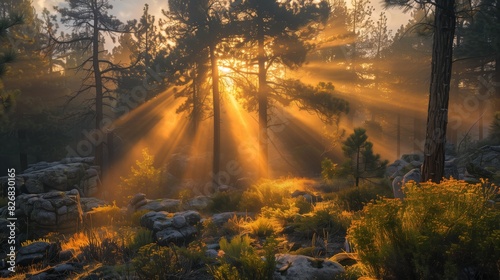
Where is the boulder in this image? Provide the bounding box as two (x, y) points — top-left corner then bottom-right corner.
(392, 176), (404, 199)
(140, 210), (201, 246)
(80, 197), (108, 212)
(402, 168), (421, 185)
(184, 196), (211, 210)
(17, 242), (60, 266)
(444, 159), (459, 179)
(156, 226), (198, 246)
(2, 157), (99, 196)
(274, 254), (344, 280)
(137, 199), (181, 212)
(140, 210), (201, 232)
(17, 189), (83, 232)
(211, 212), (249, 227)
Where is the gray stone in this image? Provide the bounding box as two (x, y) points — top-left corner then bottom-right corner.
(274, 254), (344, 280)
(130, 193), (147, 205)
(59, 249), (75, 261)
(211, 212), (248, 226)
(392, 176), (404, 199)
(185, 196), (211, 210)
(175, 210), (201, 226)
(17, 189), (82, 232)
(156, 226), (197, 246)
(137, 199), (181, 212)
(140, 211), (170, 230)
(18, 242), (51, 256)
(402, 168), (421, 185)
(172, 215), (187, 228)
(153, 219), (173, 232)
(444, 159), (459, 179)
(24, 178), (44, 194)
(206, 249), (219, 259)
(80, 197), (108, 212)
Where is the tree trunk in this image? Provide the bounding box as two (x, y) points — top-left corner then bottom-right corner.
(210, 45), (221, 186)
(92, 0), (104, 176)
(421, 0), (456, 183)
(258, 17), (268, 178)
(192, 63), (199, 137)
(397, 111), (401, 159)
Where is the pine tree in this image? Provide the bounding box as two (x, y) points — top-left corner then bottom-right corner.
(341, 128), (387, 186)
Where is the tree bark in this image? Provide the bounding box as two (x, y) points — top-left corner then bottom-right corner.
(210, 45), (221, 186)
(92, 0), (104, 176)
(421, 0), (456, 183)
(258, 16), (268, 178)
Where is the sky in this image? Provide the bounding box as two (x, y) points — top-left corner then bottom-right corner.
(33, 0), (411, 34)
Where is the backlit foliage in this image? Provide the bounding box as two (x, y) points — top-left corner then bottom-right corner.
(118, 148), (162, 203)
(348, 179), (500, 279)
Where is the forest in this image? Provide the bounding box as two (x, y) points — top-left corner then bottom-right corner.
(0, 0), (499, 279)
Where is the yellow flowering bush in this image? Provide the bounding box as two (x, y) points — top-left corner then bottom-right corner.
(348, 179), (500, 280)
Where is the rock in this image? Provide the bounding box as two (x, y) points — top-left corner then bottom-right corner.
(24, 177), (45, 194)
(137, 199), (181, 212)
(392, 176), (404, 199)
(140, 210), (201, 245)
(211, 212), (249, 226)
(59, 249), (75, 262)
(184, 196), (211, 210)
(80, 197), (108, 212)
(3, 158), (99, 197)
(206, 249), (219, 259)
(130, 193), (147, 205)
(175, 210), (201, 226)
(172, 215), (187, 228)
(140, 211), (171, 230)
(17, 242), (60, 266)
(17, 190), (83, 232)
(156, 226), (198, 246)
(444, 159), (459, 179)
(329, 253), (357, 267)
(274, 254), (344, 280)
(140, 210), (201, 232)
(402, 168), (421, 185)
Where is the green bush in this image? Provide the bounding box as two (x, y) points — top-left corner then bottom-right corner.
(294, 201), (349, 238)
(238, 180), (291, 212)
(336, 183), (391, 211)
(244, 217), (283, 238)
(348, 179), (500, 280)
(118, 148), (163, 204)
(208, 191), (243, 213)
(127, 228), (154, 253)
(133, 244), (182, 279)
(211, 235), (277, 280)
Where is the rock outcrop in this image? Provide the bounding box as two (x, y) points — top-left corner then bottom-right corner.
(17, 189), (83, 232)
(0, 157), (99, 197)
(274, 254), (344, 280)
(140, 210), (201, 246)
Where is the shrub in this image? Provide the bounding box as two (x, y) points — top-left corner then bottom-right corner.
(335, 183), (390, 212)
(127, 228), (154, 253)
(83, 238), (123, 265)
(238, 180), (291, 212)
(133, 244), (182, 279)
(119, 148), (162, 204)
(244, 217), (283, 238)
(294, 201), (349, 238)
(208, 191), (243, 213)
(211, 235), (277, 280)
(321, 158), (338, 182)
(87, 203), (123, 226)
(348, 179), (500, 280)
(129, 209), (150, 227)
